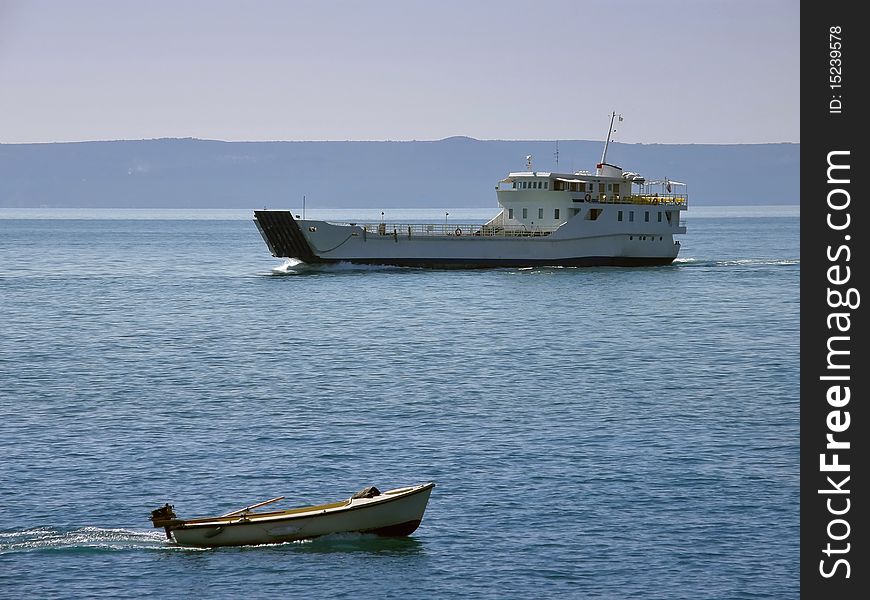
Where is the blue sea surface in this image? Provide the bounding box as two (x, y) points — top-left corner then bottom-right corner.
(0, 206), (799, 599)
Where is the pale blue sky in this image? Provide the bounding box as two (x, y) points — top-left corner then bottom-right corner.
(0, 0), (799, 144)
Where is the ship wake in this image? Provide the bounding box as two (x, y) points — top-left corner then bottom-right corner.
(673, 258), (799, 268)
(268, 259), (407, 275)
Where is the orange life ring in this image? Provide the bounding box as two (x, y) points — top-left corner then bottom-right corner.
(454, 228), (462, 236)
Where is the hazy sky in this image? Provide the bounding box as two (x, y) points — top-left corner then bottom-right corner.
(0, 0), (799, 144)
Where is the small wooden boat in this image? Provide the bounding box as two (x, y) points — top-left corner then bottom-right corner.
(149, 482), (435, 547)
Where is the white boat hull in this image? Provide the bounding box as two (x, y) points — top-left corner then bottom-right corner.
(166, 483), (434, 548)
(254, 208), (685, 268)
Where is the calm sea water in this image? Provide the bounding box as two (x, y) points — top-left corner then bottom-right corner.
(0, 206), (799, 599)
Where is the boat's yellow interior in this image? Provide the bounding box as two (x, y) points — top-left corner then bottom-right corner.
(180, 499), (351, 525)
(174, 485), (429, 527)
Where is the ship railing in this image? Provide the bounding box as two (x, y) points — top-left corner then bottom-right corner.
(589, 194), (688, 206)
(353, 222), (558, 238)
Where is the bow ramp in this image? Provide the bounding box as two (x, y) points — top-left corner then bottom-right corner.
(253, 210), (318, 262)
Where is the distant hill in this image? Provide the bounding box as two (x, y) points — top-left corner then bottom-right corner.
(0, 138), (799, 208)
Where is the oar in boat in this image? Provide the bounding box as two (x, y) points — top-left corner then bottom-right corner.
(220, 496), (285, 518)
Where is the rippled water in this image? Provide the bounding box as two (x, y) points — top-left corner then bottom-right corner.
(0, 207), (799, 599)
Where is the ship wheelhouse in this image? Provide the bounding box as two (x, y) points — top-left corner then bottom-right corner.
(494, 160), (687, 235)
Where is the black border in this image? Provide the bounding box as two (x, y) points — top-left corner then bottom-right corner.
(801, 5), (867, 597)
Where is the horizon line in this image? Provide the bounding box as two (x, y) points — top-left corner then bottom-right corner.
(1, 136), (801, 146)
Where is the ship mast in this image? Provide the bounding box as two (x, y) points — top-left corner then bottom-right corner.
(600, 111), (618, 165)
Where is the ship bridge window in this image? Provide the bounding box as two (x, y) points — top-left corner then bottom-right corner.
(522, 208), (528, 219)
(645, 211), (650, 222)
(538, 208), (544, 219)
(585, 208), (602, 220)
(522, 181), (527, 189)
(544, 182), (549, 189)
(629, 211), (635, 222)
(658, 212), (662, 222)
(555, 179), (590, 193)
(618, 210), (623, 221)
(508, 208), (514, 219)
(554, 208), (560, 219)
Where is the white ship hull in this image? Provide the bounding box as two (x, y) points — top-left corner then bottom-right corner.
(254, 203), (686, 268)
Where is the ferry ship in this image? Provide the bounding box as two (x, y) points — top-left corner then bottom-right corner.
(253, 114), (687, 268)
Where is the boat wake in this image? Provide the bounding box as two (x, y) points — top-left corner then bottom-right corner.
(268, 259), (407, 275)
(673, 257), (799, 268)
(0, 526), (194, 554)
(0, 527), (424, 554)
(269, 258), (306, 274)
